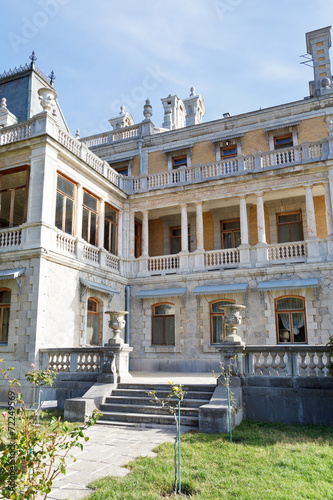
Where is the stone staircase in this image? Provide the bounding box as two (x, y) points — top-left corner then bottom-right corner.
(97, 383), (216, 428)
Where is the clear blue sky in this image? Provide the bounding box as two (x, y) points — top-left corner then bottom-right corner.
(1, 0), (333, 137)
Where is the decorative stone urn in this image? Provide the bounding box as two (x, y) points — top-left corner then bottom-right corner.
(38, 87), (58, 111)
(105, 310), (128, 345)
(221, 304), (246, 344)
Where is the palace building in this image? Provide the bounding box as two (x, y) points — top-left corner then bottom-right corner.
(0, 27), (332, 402)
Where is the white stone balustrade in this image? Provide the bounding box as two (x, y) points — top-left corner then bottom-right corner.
(205, 249), (240, 267)
(0, 228), (22, 249)
(244, 346), (331, 377)
(268, 242), (307, 261)
(41, 348), (108, 373)
(148, 255), (180, 272)
(56, 232), (76, 255)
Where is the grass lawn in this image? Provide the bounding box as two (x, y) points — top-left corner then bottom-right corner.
(86, 421), (333, 500)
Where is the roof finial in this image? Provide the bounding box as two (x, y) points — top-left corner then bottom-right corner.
(190, 87), (196, 97)
(120, 105), (125, 115)
(29, 51), (37, 69)
(49, 70), (56, 86)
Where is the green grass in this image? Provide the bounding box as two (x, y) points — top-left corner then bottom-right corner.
(86, 421), (333, 500)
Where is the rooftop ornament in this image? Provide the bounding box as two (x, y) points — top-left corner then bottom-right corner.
(29, 50), (37, 69)
(38, 86), (58, 112)
(49, 70), (56, 87)
(143, 99), (153, 119)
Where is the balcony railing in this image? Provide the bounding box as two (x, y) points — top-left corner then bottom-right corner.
(148, 254), (180, 272)
(0, 228), (22, 249)
(268, 241), (306, 261)
(40, 347), (111, 373)
(243, 345), (331, 378)
(205, 249), (240, 267)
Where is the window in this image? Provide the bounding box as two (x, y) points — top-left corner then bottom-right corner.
(82, 191), (98, 246)
(0, 167), (29, 228)
(115, 166), (129, 176)
(0, 289), (10, 345)
(274, 134), (293, 149)
(275, 296), (307, 343)
(220, 146), (237, 159)
(152, 303), (175, 345)
(104, 204), (118, 255)
(170, 226), (190, 254)
(86, 298), (100, 345)
(55, 174), (75, 235)
(135, 220), (142, 258)
(277, 212), (303, 243)
(210, 299), (235, 343)
(221, 220), (241, 249)
(172, 156), (187, 169)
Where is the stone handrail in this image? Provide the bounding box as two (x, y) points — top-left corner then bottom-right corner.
(205, 248), (240, 267)
(268, 241), (307, 261)
(40, 347), (114, 373)
(148, 254), (180, 272)
(0, 228), (22, 249)
(243, 345), (331, 377)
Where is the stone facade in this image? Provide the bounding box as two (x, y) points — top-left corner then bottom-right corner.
(0, 28), (333, 399)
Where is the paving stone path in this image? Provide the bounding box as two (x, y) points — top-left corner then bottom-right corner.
(47, 424), (176, 499)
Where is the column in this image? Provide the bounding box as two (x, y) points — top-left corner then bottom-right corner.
(117, 210), (123, 257)
(305, 185), (317, 239)
(180, 204), (188, 252)
(98, 200), (105, 249)
(129, 210), (135, 258)
(256, 193), (266, 244)
(141, 210), (149, 257)
(324, 182), (333, 236)
(305, 185), (320, 262)
(195, 202), (204, 251)
(239, 195), (249, 245)
(75, 184), (83, 239)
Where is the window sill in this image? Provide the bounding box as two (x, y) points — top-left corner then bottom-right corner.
(145, 345), (182, 353)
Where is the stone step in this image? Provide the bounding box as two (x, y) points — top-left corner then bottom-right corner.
(100, 402), (199, 416)
(112, 388), (213, 400)
(118, 383), (216, 392)
(104, 395), (209, 408)
(98, 411), (198, 427)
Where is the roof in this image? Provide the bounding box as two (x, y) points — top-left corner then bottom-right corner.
(257, 278), (319, 291)
(0, 268), (25, 280)
(136, 288), (187, 299)
(79, 278), (119, 295)
(193, 284), (248, 295)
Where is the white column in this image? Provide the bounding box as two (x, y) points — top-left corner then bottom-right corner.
(141, 210), (149, 257)
(75, 184), (83, 238)
(324, 182), (333, 236)
(129, 210), (135, 258)
(256, 192), (266, 244)
(180, 204), (188, 252)
(305, 185), (317, 239)
(117, 210), (123, 257)
(98, 199), (105, 249)
(239, 195), (249, 245)
(195, 202), (204, 251)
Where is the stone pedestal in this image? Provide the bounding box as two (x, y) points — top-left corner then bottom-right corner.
(306, 238), (321, 263)
(98, 344), (133, 383)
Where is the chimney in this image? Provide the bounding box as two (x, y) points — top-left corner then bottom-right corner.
(306, 26), (333, 97)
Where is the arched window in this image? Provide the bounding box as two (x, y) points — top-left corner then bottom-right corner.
(210, 299), (235, 344)
(152, 303), (175, 346)
(86, 298), (100, 345)
(275, 296), (307, 343)
(0, 289), (11, 345)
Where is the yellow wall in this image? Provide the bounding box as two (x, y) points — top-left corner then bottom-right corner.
(314, 195), (328, 239)
(192, 141), (215, 164)
(250, 205), (270, 245)
(148, 151), (167, 175)
(149, 219), (164, 256)
(203, 212), (214, 251)
(132, 156), (140, 177)
(242, 129), (269, 156)
(298, 116), (328, 143)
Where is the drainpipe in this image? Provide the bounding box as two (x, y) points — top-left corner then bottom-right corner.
(137, 139), (144, 175)
(125, 285), (130, 345)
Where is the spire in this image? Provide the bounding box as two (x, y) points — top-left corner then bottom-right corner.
(49, 70), (56, 87)
(29, 51), (37, 69)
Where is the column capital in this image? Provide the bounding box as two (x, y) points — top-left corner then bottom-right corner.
(255, 191), (264, 198)
(194, 201), (203, 207)
(179, 203), (188, 209)
(239, 194), (247, 201)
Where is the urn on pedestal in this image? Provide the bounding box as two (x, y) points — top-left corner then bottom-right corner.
(105, 310), (128, 345)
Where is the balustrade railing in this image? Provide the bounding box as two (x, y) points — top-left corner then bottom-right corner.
(106, 253), (119, 270)
(268, 241), (306, 261)
(244, 346), (331, 377)
(205, 249), (240, 267)
(56, 233), (76, 255)
(83, 244), (99, 263)
(1, 124), (31, 145)
(40, 347), (111, 373)
(148, 254), (179, 272)
(0, 228), (22, 248)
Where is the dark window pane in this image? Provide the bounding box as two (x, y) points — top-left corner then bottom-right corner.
(0, 307), (9, 343)
(222, 220), (240, 231)
(55, 192), (63, 230)
(171, 237), (181, 254)
(212, 316), (224, 343)
(91, 315), (99, 344)
(221, 146), (237, 158)
(12, 188), (25, 226)
(277, 298), (303, 310)
(2, 171), (26, 190)
(152, 317), (163, 345)
(90, 213), (97, 246)
(211, 300), (234, 313)
(57, 176), (74, 198)
(223, 232), (233, 249)
(164, 316), (175, 345)
(278, 213), (301, 224)
(104, 220), (110, 252)
(0, 191), (11, 227)
(82, 208), (89, 241)
(290, 222), (303, 242)
(0, 291), (11, 304)
(172, 228), (181, 237)
(88, 299), (98, 312)
(155, 304), (175, 315)
(65, 198), (73, 234)
(83, 192), (97, 211)
(278, 314), (291, 342)
(110, 223), (116, 254)
(278, 224), (290, 243)
(105, 205), (117, 223)
(234, 231), (241, 247)
(172, 156), (187, 168)
(292, 312), (306, 342)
